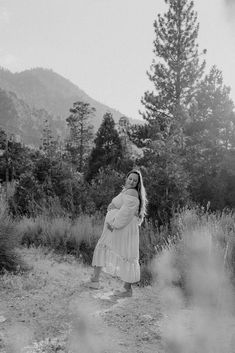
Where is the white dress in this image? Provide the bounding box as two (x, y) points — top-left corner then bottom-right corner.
(92, 190), (140, 283)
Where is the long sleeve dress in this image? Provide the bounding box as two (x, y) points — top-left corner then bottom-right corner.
(92, 190), (140, 283)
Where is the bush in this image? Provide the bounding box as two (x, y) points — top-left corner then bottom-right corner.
(0, 196), (25, 273)
(9, 172), (44, 216)
(87, 167), (125, 214)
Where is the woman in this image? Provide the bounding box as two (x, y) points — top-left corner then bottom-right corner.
(87, 169), (147, 297)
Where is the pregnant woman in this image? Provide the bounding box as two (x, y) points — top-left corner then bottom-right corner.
(87, 169), (147, 297)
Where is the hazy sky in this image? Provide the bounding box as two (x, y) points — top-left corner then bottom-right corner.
(0, 0), (235, 119)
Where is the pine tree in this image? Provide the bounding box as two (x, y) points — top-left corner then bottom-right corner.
(0, 129), (32, 183)
(138, 0), (206, 223)
(142, 0), (205, 136)
(86, 112), (123, 181)
(186, 66), (235, 153)
(41, 119), (58, 160)
(66, 101), (95, 172)
(185, 66), (235, 208)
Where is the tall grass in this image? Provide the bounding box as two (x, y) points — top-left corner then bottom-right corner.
(17, 213), (104, 264)
(158, 207), (235, 291)
(139, 219), (174, 285)
(16, 209), (169, 283)
(153, 207), (235, 353)
(15, 201), (235, 287)
(138, 206), (235, 286)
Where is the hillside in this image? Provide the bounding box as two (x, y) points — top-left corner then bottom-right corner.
(0, 67), (142, 140)
(0, 87), (65, 146)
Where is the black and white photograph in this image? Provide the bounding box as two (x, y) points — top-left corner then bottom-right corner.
(0, 0), (235, 352)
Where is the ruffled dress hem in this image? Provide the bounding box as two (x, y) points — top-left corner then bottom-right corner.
(92, 242), (140, 283)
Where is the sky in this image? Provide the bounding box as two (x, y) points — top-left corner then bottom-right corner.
(0, 0), (235, 119)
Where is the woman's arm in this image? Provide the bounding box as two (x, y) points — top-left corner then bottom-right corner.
(108, 191), (139, 230)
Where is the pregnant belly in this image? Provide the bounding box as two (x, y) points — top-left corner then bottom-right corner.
(105, 208), (119, 224)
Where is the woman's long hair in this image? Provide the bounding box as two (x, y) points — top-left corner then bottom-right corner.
(126, 169), (147, 225)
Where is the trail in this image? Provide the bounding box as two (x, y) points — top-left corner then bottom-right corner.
(0, 247), (164, 353)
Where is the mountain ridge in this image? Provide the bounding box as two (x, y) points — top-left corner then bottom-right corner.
(0, 67), (141, 122)
(0, 67), (142, 146)
(0, 67), (143, 146)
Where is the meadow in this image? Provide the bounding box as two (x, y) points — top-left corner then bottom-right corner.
(1, 190), (235, 352)
(1, 187), (235, 289)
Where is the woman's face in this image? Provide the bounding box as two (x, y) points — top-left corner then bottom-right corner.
(125, 173), (139, 189)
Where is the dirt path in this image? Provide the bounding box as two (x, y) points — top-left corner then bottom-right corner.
(0, 247), (165, 353)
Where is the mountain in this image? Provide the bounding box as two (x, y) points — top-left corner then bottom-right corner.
(0, 86), (66, 146)
(0, 67), (142, 146)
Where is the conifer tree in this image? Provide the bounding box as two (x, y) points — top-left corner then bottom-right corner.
(142, 0), (205, 136)
(138, 0), (206, 223)
(186, 66), (235, 154)
(66, 101), (95, 172)
(86, 112), (123, 181)
(41, 119), (58, 160)
(185, 66), (235, 208)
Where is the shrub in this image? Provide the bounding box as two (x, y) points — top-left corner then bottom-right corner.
(10, 172), (44, 216)
(0, 196), (25, 273)
(87, 167), (125, 214)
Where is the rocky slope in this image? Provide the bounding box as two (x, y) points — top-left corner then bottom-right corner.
(0, 68), (142, 147)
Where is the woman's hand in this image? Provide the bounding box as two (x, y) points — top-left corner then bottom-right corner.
(106, 222), (114, 232)
(107, 203), (117, 211)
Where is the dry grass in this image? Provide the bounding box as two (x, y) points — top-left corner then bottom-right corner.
(17, 213), (104, 264)
(153, 208), (235, 353)
(159, 207), (235, 291)
(15, 204), (235, 287)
